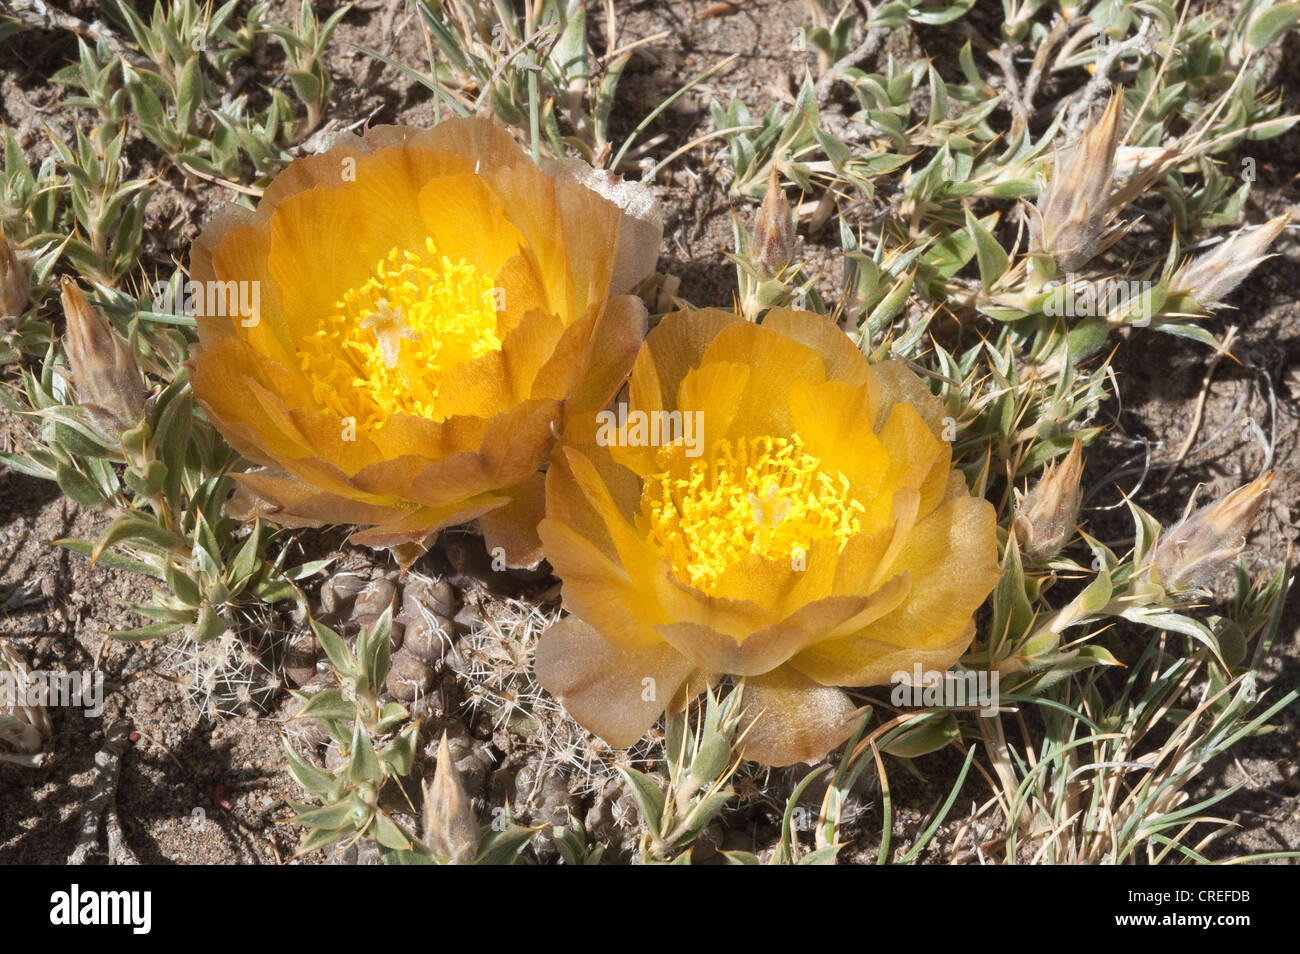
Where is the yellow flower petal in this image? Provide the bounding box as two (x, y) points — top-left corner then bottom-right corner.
(790, 623), (977, 692)
(790, 496), (998, 685)
(655, 583), (906, 677)
(566, 294), (649, 415)
(739, 666), (863, 767)
(760, 307), (876, 387)
(876, 401), (950, 517)
(628, 308), (742, 413)
(537, 518), (667, 649)
(478, 472), (547, 568)
(535, 615), (698, 749)
(416, 174), (527, 292)
(787, 378), (891, 515)
(697, 321), (825, 437)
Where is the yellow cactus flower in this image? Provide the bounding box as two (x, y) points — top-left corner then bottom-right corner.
(535, 308), (1001, 766)
(188, 118), (653, 565)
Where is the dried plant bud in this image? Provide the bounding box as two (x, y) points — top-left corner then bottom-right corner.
(1153, 472), (1274, 597)
(1013, 439), (1085, 562)
(1033, 93), (1123, 271)
(0, 643), (52, 764)
(0, 231), (30, 321)
(422, 732), (479, 864)
(1170, 215), (1289, 307)
(61, 277), (145, 439)
(753, 168), (796, 275)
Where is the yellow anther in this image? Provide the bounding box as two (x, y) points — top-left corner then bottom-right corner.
(297, 237), (501, 428)
(641, 434), (867, 592)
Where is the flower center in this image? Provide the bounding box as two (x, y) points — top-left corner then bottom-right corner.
(641, 434), (867, 593)
(298, 238), (501, 428)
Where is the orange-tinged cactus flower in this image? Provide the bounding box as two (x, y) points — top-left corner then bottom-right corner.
(187, 118), (651, 565)
(535, 308), (1001, 766)
(1032, 93), (1123, 272)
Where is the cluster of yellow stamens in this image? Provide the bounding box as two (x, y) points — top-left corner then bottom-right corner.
(297, 238), (501, 428)
(641, 434), (867, 592)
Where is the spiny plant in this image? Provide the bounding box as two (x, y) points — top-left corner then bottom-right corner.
(719, 0), (1297, 357)
(449, 594), (660, 799)
(406, 0), (634, 164)
(979, 560), (1296, 864)
(160, 604), (292, 719)
(0, 641), (53, 768)
(284, 608), (424, 854)
(285, 608), (538, 863)
(616, 685), (749, 865)
(85, 0), (343, 177)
